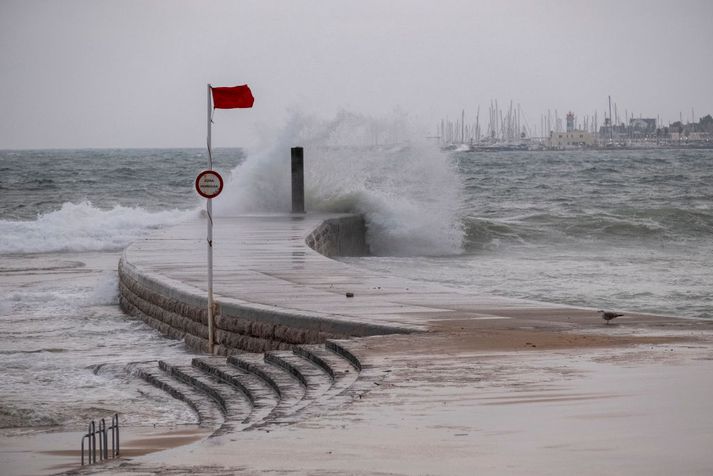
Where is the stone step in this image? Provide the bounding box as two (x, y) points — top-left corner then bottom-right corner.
(192, 357), (279, 426)
(227, 353), (305, 419)
(265, 351), (333, 399)
(134, 341), (368, 433)
(326, 339), (363, 372)
(134, 363), (223, 430)
(158, 361), (251, 435)
(262, 350), (349, 424)
(294, 344), (360, 398)
(322, 339), (386, 403)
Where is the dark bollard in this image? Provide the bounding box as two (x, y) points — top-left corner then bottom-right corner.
(291, 147), (305, 213)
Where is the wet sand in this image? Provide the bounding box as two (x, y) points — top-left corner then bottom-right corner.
(3, 319), (713, 475)
(0, 426), (208, 476)
(89, 329), (713, 475)
(29, 310), (706, 476)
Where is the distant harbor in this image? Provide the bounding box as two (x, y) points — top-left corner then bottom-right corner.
(437, 100), (713, 151)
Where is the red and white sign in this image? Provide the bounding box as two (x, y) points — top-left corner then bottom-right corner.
(195, 170), (224, 199)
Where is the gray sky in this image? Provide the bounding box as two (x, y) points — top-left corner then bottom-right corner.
(1, 0), (712, 149)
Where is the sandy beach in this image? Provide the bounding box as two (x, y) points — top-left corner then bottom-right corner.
(0, 426), (209, 476)
(48, 318), (713, 475)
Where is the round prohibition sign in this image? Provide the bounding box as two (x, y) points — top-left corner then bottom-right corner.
(195, 170), (224, 199)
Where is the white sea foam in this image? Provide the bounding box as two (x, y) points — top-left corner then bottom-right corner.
(0, 201), (197, 254)
(85, 271), (120, 306)
(215, 110), (465, 256)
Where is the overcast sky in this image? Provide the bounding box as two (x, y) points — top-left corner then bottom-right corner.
(1, 0), (712, 149)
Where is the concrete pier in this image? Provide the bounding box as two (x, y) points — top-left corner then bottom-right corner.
(113, 212), (713, 475)
(119, 213), (389, 354)
(119, 212), (699, 355)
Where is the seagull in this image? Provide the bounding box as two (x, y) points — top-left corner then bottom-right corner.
(599, 310), (623, 325)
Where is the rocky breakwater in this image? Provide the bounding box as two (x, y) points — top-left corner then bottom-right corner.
(118, 214), (405, 354)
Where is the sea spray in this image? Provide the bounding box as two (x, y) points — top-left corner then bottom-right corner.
(348, 148), (713, 319)
(86, 271), (120, 306)
(215, 110), (465, 256)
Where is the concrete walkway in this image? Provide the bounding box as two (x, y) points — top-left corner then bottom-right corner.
(125, 213), (545, 330)
(122, 213), (690, 341)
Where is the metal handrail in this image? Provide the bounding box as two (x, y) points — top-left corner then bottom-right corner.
(81, 413), (120, 465)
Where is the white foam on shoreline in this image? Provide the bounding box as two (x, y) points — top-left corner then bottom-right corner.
(0, 201), (197, 254)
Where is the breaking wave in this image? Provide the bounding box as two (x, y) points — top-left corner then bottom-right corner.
(0, 201), (197, 254)
(215, 110), (466, 256)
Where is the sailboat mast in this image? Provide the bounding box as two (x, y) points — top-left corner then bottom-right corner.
(461, 109), (465, 143)
(608, 96), (613, 142)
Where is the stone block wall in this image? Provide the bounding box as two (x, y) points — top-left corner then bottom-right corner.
(305, 215), (369, 258)
(118, 215), (399, 355)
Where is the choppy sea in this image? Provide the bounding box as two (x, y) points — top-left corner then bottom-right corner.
(1, 114), (712, 433)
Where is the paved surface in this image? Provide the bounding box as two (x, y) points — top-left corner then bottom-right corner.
(125, 213), (624, 332)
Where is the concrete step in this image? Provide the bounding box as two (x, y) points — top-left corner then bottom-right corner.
(294, 344), (360, 399)
(261, 350), (347, 424)
(134, 341), (368, 433)
(192, 357), (279, 426)
(227, 353), (305, 419)
(265, 351), (333, 401)
(322, 339), (387, 404)
(158, 361), (251, 435)
(134, 363), (223, 430)
(326, 339), (363, 372)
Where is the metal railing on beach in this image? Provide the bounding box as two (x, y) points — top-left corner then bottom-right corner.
(81, 413), (120, 465)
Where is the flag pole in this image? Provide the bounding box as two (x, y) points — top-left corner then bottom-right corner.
(206, 83), (215, 355)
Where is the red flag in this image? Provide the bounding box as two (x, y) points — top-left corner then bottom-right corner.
(211, 84), (254, 109)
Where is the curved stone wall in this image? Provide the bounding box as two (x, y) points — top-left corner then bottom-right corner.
(305, 215), (369, 257)
(118, 214), (405, 355)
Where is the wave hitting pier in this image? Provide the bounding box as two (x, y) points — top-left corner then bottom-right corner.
(118, 214), (421, 355)
(119, 212), (594, 356)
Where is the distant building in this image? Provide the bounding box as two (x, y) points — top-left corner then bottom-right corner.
(548, 130), (595, 147)
(566, 112), (575, 132)
(630, 118), (656, 134)
(671, 131), (712, 142)
(667, 116), (713, 141)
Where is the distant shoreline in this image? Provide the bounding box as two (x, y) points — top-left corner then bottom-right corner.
(445, 143), (713, 153)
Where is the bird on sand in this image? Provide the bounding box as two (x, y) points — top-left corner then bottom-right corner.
(599, 310), (623, 324)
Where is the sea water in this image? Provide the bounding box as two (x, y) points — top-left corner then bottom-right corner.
(344, 148), (713, 319)
(1, 116), (712, 434)
(0, 149), (243, 432)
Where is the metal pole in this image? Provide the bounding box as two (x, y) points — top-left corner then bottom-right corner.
(90, 421), (96, 464)
(98, 419), (105, 460)
(113, 413), (119, 456)
(206, 84), (214, 354)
